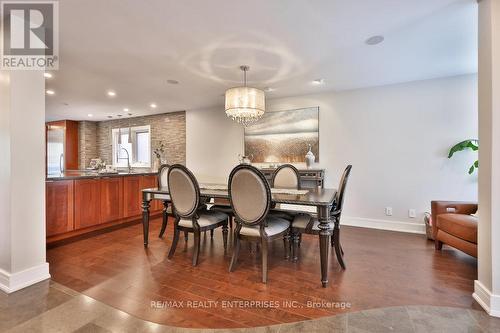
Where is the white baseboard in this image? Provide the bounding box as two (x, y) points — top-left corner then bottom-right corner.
(341, 216), (426, 234)
(473, 280), (500, 317)
(0, 263), (50, 293)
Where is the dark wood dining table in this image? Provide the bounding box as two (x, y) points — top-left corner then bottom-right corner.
(141, 185), (337, 287)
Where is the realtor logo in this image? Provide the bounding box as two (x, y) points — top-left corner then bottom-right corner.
(1, 1), (59, 70)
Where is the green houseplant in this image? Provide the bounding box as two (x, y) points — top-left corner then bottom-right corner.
(448, 139), (479, 174)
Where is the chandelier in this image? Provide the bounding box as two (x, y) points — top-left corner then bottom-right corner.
(225, 65), (265, 127)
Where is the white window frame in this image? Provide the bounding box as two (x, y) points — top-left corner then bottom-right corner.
(111, 125), (151, 168)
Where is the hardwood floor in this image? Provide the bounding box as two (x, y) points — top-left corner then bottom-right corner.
(47, 217), (480, 329)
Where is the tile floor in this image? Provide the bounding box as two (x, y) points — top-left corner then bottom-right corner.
(2, 280), (500, 332)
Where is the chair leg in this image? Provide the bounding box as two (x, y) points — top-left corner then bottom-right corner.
(184, 231), (189, 242)
(192, 231), (201, 266)
(435, 239), (443, 250)
(292, 232), (300, 262)
(222, 224), (228, 252)
(333, 223), (346, 269)
(229, 216), (233, 229)
(168, 227), (180, 259)
(283, 230), (290, 259)
(261, 239), (268, 283)
(331, 233), (334, 247)
(298, 234), (302, 248)
(229, 234), (241, 272)
(159, 202), (169, 238)
(210, 229), (214, 239)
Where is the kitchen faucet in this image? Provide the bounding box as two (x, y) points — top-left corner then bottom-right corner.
(119, 147), (132, 172)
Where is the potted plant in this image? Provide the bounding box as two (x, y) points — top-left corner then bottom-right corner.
(448, 139), (479, 174)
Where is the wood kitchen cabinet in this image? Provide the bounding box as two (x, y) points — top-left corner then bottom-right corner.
(46, 120), (79, 173)
(100, 177), (124, 223)
(123, 176), (142, 217)
(74, 178), (101, 229)
(46, 180), (74, 236)
(46, 173), (162, 246)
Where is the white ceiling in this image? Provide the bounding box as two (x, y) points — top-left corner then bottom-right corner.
(45, 0), (478, 121)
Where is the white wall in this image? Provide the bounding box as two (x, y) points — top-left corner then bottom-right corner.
(186, 106), (243, 183)
(0, 71), (49, 293)
(186, 74), (478, 229)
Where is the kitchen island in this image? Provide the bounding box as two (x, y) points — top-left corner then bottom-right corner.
(46, 170), (163, 246)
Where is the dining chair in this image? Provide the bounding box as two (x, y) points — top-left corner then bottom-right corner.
(290, 165), (352, 268)
(157, 164), (173, 238)
(167, 164), (229, 266)
(228, 164), (291, 283)
(269, 164), (301, 220)
(158, 164), (210, 240)
(209, 199), (234, 229)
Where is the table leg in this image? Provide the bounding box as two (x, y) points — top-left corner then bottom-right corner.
(142, 197), (151, 248)
(317, 205), (332, 287)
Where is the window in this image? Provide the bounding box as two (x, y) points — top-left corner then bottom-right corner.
(112, 125), (151, 168)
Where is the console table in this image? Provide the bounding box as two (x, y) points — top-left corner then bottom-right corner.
(259, 168), (325, 188)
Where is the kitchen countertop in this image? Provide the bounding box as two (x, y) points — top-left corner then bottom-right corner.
(46, 169), (158, 181)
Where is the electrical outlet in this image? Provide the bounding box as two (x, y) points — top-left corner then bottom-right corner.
(409, 209), (416, 218)
(385, 207), (393, 216)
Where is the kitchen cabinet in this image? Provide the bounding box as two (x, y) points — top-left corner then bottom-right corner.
(123, 176), (142, 217)
(74, 178), (101, 229)
(46, 180), (74, 236)
(46, 172), (162, 246)
(46, 120), (79, 173)
(100, 177), (124, 223)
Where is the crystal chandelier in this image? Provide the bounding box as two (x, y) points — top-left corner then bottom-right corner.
(225, 65), (265, 127)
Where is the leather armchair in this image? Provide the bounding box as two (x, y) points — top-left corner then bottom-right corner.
(431, 201), (478, 257)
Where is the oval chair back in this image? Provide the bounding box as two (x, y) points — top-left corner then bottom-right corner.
(167, 164), (200, 219)
(157, 164), (170, 188)
(332, 165), (352, 218)
(228, 164), (271, 227)
(271, 164), (300, 189)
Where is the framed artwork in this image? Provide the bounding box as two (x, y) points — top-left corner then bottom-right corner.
(244, 106), (319, 163)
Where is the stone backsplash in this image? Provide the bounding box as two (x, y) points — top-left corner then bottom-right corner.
(78, 111), (186, 169)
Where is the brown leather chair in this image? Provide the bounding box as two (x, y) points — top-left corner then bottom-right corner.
(431, 201), (478, 257)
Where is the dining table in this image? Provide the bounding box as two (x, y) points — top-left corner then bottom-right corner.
(141, 184), (338, 287)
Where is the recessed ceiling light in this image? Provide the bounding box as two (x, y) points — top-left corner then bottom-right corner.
(365, 35), (384, 45)
(264, 87), (275, 92)
(312, 79), (325, 85)
(46, 89), (55, 95)
(150, 103), (157, 108)
(87, 114), (93, 117)
(123, 108), (129, 112)
(167, 79), (179, 84)
(107, 90), (116, 97)
(44, 73), (52, 79)
(107, 116), (113, 119)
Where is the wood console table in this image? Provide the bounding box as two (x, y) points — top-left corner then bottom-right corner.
(259, 168), (325, 189)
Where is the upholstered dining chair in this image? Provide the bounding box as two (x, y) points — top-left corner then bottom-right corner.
(228, 164), (291, 283)
(157, 164), (173, 238)
(159, 164), (209, 240)
(167, 164), (229, 266)
(269, 164), (301, 220)
(290, 165), (352, 268)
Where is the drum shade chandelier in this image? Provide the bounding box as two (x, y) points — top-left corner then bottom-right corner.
(225, 65), (265, 127)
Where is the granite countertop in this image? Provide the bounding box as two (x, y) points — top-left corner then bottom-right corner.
(46, 169), (158, 181)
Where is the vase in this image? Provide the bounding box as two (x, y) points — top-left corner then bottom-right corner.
(153, 158), (160, 171)
(305, 145), (315, 168)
